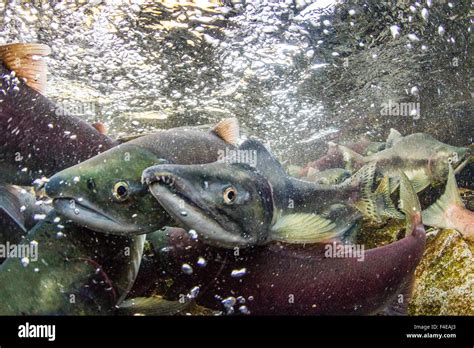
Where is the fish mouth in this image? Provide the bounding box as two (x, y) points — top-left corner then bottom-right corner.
(52, 198), (142, 235)
(143, 169), (251, 248)
(454, 157), (470, 175)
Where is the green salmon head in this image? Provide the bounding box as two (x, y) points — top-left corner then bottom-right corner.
(45, 144), (170, 235)
(142, 161), (274, 248)
(429, 143), (470, 181)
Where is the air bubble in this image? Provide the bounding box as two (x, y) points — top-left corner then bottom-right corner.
(231, 268), (247, 278)
(181, 263), (193, 275)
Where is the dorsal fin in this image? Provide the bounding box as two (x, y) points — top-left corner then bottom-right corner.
(211, 118), (240, 145)
(0, 43), (51, 94)
(91, 122), (108, 135)
(386, 128), (402, 148)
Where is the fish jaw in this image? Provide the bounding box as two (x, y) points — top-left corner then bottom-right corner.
(43, 144), (170, 235)
(52, 198), (144, 235)
(144, 168), (254, 248)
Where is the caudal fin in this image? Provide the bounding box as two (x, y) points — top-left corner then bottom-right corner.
(0, 43), (51, 94)
(422, 165), (463, 229)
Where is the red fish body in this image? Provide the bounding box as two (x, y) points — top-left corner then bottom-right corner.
(154, 222), (425, 315)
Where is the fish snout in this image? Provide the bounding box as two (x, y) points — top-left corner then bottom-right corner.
(44, 174), (66, 198)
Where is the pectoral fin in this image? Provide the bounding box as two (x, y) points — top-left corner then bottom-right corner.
(116, 296), (191, 316)
(404, 168), (430, 193)
(270, 213), (339, 244)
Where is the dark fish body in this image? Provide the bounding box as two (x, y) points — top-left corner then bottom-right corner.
(0, 211), (144, 315)
(45, 119), (240, 235)
(143, 139), (376, 248)
(154, 223), (425, 315)
(0, 44), (143, 314)
(0, 45), (116, 185)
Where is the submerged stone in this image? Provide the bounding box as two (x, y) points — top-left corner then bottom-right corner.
(409, 229), (474, 315)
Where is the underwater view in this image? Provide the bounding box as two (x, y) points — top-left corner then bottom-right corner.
(0, 0), (473, 320)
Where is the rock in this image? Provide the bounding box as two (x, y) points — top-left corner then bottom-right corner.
(356, 219), (405, 250)
(409, 229), (474, 315)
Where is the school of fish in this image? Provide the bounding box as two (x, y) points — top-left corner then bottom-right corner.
(0, 43), (472, 315)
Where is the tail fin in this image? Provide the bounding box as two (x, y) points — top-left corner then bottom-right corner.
(374, 176), (404, 220)
(399, 171), (422, 233)
(0, 43), (51, 94)
(328, 142), (365, 171)
(346, 162), (379, 221)
(422, 165), (463, 229)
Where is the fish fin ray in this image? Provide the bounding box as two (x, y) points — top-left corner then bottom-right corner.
(0, 184), (26, 232)
(386, 128), (402, 148)
(117, 296), (191, 316)
(375, 176), (404, 220)
(0, 43), (51, 94)
(422, 165), (463, 228)
(399, 171), (422, 232)
(270, 213), (339, 244)
(404, 168), (430, 193)
(346, 162), (379, 221)
(211, 118), (240, 145)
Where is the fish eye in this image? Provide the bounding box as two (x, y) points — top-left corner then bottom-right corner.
(223, 186), (237, 204)
(113, 181), (129, 202)
(87, 178), (96, 191)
